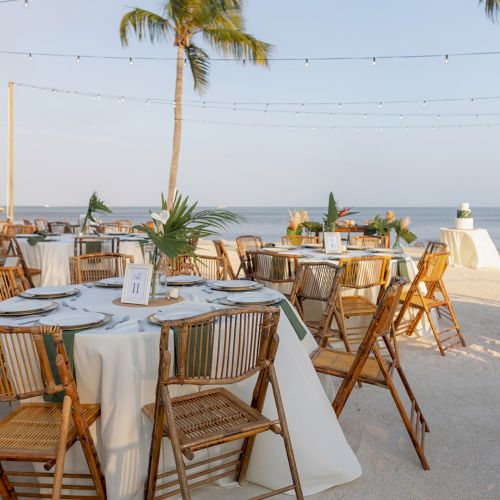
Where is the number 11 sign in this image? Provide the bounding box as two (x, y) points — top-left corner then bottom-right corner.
(121, 263), (153, 305)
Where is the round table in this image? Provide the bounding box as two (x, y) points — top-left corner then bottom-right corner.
(440, 227), (500, 269)
(2, 283), (361, 499)
(16, 234), (147, 286)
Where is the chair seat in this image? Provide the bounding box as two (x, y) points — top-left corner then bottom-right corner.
(399, 291), (444, 310)
(341, 295), (377, 316)
(143, 388), (276, 453)
(311, 348), (390, 386)
(27, 267), (41, 276)
(0, 402), (100, 461)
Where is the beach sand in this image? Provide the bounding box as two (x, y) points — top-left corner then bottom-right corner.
(191, 241), (500, 500)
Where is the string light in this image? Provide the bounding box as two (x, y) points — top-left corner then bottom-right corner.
(129, 57), (133, 65)
(183, 58), (187, 67)
(304, 58), (309, 67)
(24, 0), (28, 7)
(146, 98), (150, 105)
(379, 102), (383, 108)
(372, 57), (376, 66)
(422, 100), (426, 106)
(445, 54), (449, 64)
(76, 56), (80, 63)
(28, 53), (31, 61)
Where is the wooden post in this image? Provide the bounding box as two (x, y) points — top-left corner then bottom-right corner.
(7, 81), (14, 221)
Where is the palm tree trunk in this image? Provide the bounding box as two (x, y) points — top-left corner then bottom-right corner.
(167, 44), (184, 209)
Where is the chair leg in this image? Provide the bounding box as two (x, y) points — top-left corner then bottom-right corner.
(424, 307), (446, 356)
(268, 365), (303, 500)
(52, 395), (72, 500)
(334, 301), (353, 352)
(0, 463), (15, 499)
(144, 401), (166, 500)
(439, 283), (466, 347)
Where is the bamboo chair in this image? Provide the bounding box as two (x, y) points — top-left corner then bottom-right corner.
(13, 224), (35, 234)
(335, 256), (391, 351)
(0, 235), (41, 288)
(417, 241), (448, 270)
(281, 235), (320, 246)
(98, 221), (132, 234)
(0, 266), (30, 299)
(69, 252), (133, 284)
(213, 240), (237, 280)
(350, 235), (388, 249)
(74, 237), (120, 256)
(0, 224), (15, 237)
(0, 325), (106, 498)
(158, 254), (228, 280)
(394, 252), (465, 356)
(311, 277), (430, 469)
(235, 235), (263, 279)
(143, 307), (303, 500)
(247, 250), (299, 297)
(34, 218), (49, 232)
(48, 221), (72, 234)
(290, 262), (348, 349)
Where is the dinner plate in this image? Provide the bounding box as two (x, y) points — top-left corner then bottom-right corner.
(39, 311), (110, 330)
(209, 280), (263, 292)
(369, 248), (403, 254)
(148, 303), (213, 324)
(21, 285), (79, 299)
(225, 290), (282, 306)
(165, 275), (205, 286)
(0, 298), (59, 316)
(302, 243), (323, 249)
(95, 277), (124, 288)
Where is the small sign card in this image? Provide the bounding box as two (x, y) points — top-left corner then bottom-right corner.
(121, 263), (153, 305)
(323, 232), (343, 254)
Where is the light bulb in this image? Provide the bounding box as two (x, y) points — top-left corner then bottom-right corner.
(28, 53), (32, 61)
(363, 114), (367, 119)
(379, 102), (383, 108)
(399, 114), (403, 120)
(183, 59), (187, 67)
(436, 114), (440, 119)
(372, 57), (376, 66)
(76, 56), (80, 63)
(304, 59), (309, 67)
(329, 113), (332, 118)
(24, 0), (28, 7)
(422, 100), (426, 107)
(301, 103), (304, 109)
(129, 57), (133, 65)
(146, 99), (150, 105)
(338, 102), (342, 109)
(444, 54), (449, 64)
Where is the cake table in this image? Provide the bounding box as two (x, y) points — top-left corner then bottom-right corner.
(440, 228), (500, 269)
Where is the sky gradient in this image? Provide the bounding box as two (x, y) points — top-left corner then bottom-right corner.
(1, 0), (500, 207)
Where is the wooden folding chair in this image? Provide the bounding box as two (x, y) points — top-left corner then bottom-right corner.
(247, 250), (299, 297)
(235, 235), (263, 278)
(335, 256), (391, 351)
(69, 252), (133, 284)
(290, 262), (348, 349)
(417, 241), (448, 270)
(0, 266), (30, 299)
(143, 307), (303, 499)
(0, 235), (41, 288)
(74, 237), (120, 256)
(213, 240), (237, 280)
(0, 325), (106, 498)
(281, 235), (320, 246)
(394, 251), (466, 356)
(48, 221), (72, 234)
(311, 277), (430, 470)
(350, 235), (389, 249)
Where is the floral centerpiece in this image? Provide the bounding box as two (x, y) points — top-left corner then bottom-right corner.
(323, 192), (357, 231)
(81, 192), (112, 234)
(137, 192), (242, 297)
(365, 210), (417, 247)
(286, 210), (309, 236)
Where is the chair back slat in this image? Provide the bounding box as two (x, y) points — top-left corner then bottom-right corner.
(236, 235), (263, 278)
(0, 236), (35, 288)
(69, 252), (133, 284)
(417, 241), (448, 270)
(160, 254), (227, 280)
(350, 235), (388, 248)
(48, 221), (71, 234)
(248, 250), (298, 284)
(0, 267), (29, 299)
(213, 240), (236, 279)
(34, 218), (49, 232)
(74, 237), (120, 256)
(160, 307), (279, 385)
(339, 256), (390, 289)
(291, 261), (341, 302)
(419, 251), (448, 284)
(281, 235), (320, 246)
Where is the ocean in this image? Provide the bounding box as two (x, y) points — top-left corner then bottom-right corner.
(11, 206), (500, 249)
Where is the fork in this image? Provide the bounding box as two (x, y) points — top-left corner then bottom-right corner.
(105, 315), (130, 331)
(61, 300), (77, 311)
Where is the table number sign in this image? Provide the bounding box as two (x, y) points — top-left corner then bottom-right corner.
(121, 263), (153, 305)
(323, 232), (343, 254)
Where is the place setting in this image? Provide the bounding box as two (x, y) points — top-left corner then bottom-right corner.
(20, 284), (80, 299)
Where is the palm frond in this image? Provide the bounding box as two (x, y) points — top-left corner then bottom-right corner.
(120, 8), (172, 46)
(480, 0), (500, 20)
(185, 43), (210, 91)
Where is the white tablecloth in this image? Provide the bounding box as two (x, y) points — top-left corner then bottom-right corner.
(16, 235), (146, 286)
(440, 228), (500, 269)
(2, 284), (361, 498)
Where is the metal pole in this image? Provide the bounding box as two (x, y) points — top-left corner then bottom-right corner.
(7, 81), (14, 221)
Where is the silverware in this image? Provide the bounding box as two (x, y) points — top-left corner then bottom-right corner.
(83, 283), (94, 288)
(105, 315), (130, 330)
(61, 300), (77, 311)
(137, 319), (145, 332)
(16, 319), (39, 325)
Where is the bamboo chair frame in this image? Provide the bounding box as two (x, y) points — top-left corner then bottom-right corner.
(0, 266), (30, 300)
(235, 236), (263, 279)
(311, 277), (430, 470)
(0, 235), (40, 288)
(290, 262), (349, 349)
(13, 224), (35, 235)
(417, 241), (448, 270)
(47, 222), (72, 235)
(394, 251), (466, 356)
(34, 219), (49, 232)
(281, 235), (320, 246)
(69, 252), (133, 284)
(143, 307), (303, 500)
(98, 221), (132, 234)
(335, 256), (391, 351)
(213, 240), (237, 280)
(73, 237), (120, 257)
(159, 254), (228, 281)
(0, 325), (106, 498)
(350, 235), (388, 249)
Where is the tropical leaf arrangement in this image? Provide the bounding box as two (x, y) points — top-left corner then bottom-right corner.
(82, 192), (112, 234)
(366, 210), (417, 246)
(457, 209), (472, 219)
(323, 192), (357, 231)
(287, 210), (309, 236)
(301, 221), (323, 236)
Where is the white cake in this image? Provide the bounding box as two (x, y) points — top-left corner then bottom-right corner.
(455, 202), (473, 230)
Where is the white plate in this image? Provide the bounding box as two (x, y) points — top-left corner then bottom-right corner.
(23, 285), (78, 298)
(153, 303), (213, 322)
(97, 277), (124, 286)
(210, 280), (256, 289)
(302, 244), (322, 249)
(166, 275), (205, 285)
(226, 291), (282, 305)
(369, 248), (403, 254)
(39, 312), (106, 329)
(0, 298), (56, 314)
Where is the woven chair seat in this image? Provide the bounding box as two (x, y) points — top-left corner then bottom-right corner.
(0, 403), (100, 460)
(399, 291), (445, 310)
(144, 388), (275, 452)
(311, 348), (391, 385)
(341, 295), (377, 317)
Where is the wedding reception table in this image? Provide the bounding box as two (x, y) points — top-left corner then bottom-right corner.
(16, 234), (147, 286)
(440, 227), (500, 269)
(1, 284), (361, 499)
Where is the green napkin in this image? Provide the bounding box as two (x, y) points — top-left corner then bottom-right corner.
(174, 324), (213, 378)
(271, 256), (287, 280)
(279, 299), (308, 341)
(42, 331), (76, 403)
(27, 233), (47, 246)
(397, 257), (410, 281)
(84, 241), (103, 254)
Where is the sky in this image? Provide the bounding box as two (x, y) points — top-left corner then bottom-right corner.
(0, 0), (499, 207)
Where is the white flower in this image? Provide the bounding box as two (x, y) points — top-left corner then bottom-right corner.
(151, 210), (170, 225)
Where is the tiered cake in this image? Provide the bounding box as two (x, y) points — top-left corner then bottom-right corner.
(455, 202), (473, 230)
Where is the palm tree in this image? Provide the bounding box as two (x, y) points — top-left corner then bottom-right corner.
(481, 0), (500, 20)
(120, 0), (272, 208)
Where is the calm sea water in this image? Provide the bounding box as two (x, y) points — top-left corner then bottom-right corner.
(11, 206), (500, 249)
